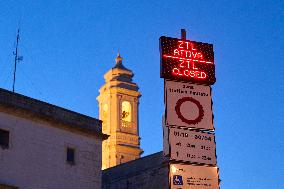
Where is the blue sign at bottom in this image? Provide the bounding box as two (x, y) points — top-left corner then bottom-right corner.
(173, 175), (183, 185)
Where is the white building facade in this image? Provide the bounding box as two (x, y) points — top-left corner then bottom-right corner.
(0, 88), (106, 189)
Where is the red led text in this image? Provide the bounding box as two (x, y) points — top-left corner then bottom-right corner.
(172, 60), (206, 79)
(163, 40), (214, 80)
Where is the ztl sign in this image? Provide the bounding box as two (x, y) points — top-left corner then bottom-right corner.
(160, 36), (216, 85)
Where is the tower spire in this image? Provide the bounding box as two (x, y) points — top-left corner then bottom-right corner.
(115, 51), (123, 64)
(113, 51), (130, 71)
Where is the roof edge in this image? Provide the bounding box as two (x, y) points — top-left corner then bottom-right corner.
(0, 88), (105, 138)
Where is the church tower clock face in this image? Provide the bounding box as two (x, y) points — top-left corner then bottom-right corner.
(121, 101), (131, 122)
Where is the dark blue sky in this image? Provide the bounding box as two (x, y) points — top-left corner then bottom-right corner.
(1, 1), (283, 188)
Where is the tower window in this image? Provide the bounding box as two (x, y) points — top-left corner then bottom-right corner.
(121, 101), (131, 122)
(0, 129), (9, 149)
(66, 147), (75, 165)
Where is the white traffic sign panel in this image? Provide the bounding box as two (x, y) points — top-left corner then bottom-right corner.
(165, 80), (213, 130)
(170, 164), (219, 189)
(169, 127), (216, 165)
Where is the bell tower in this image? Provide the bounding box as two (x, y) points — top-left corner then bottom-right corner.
(97, 53), (143, 170)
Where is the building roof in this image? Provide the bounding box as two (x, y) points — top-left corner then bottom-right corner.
(0, 88), (107, 139)
(102, 151), (169, 182)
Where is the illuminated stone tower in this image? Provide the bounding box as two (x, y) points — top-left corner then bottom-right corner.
(97, 53), (143, 170)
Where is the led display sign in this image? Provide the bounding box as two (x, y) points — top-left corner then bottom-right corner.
(160, 36), (215, 85)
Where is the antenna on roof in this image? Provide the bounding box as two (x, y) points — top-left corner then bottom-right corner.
(12, 27), (23, 93)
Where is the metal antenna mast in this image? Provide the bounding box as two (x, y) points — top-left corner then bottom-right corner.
(12, 28), (23, 92)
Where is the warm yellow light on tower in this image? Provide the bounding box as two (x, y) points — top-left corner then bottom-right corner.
(122, 101), (131, 122)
